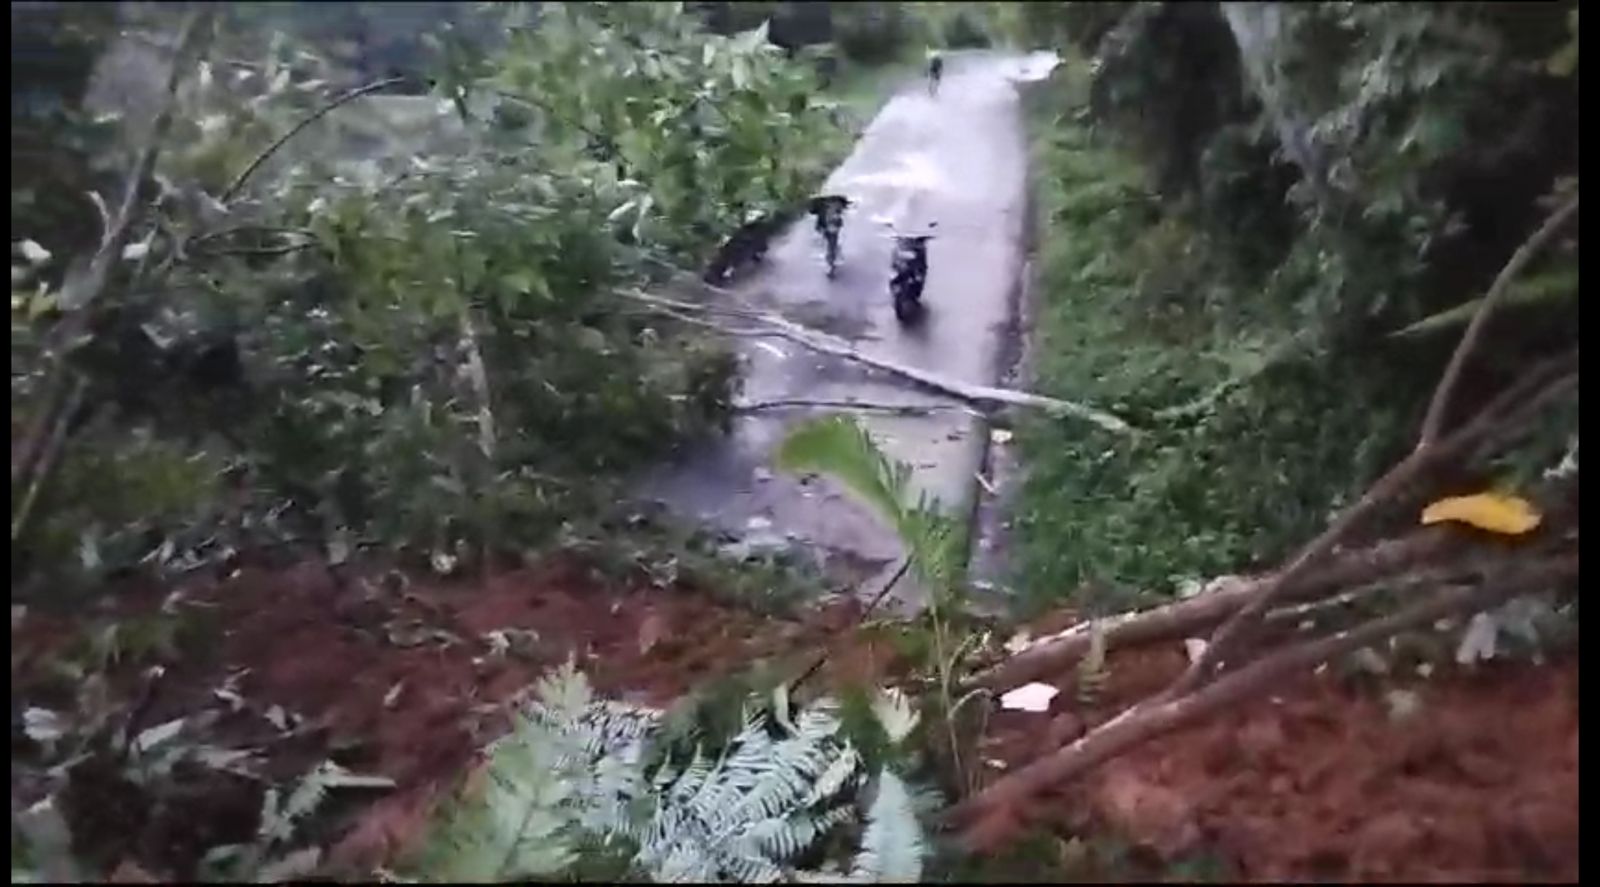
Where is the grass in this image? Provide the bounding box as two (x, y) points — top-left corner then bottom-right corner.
(1008, 60), (1429, 618)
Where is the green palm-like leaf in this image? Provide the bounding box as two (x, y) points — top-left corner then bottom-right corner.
(777, 416), (965, 593)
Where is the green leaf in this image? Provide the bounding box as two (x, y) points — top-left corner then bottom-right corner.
(501, 270), (538, 296)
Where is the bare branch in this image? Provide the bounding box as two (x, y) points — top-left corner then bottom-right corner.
(10, 378), (88, 545)
(222, 76), (406, 203)
(1418, 195), (1579, 447)
(1172, 347), (1578, 698)
(790, 555), (914, 694)
(735, 398), (978, 416)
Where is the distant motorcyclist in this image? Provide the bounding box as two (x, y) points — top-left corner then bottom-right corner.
(928, 51), (944, 96)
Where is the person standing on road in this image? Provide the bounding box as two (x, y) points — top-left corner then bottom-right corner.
(928, 50), (944, 96)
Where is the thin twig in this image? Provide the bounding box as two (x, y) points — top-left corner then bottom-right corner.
(789, 555), (914, 693)
(222, 76), (405, 202)
(1418, 194), (1578, 447)
(11, 378), (88, 544)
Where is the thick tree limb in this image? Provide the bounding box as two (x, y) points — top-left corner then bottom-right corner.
(967, 527), (1460, 692)
(12, 8), (212, 532)
(946, 553), (1577, 835)
(620, 288), (1138, 433)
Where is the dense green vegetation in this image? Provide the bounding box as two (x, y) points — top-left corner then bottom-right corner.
(10, 3), (854, 597)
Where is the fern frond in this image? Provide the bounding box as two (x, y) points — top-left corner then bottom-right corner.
(802, 745), (863, 807)
(417, 668), (930, 884)
(409, 715), (583, 881)
(848, 770), (925, 884)
(256, 762), (332, 849)
(743, 804), (856, 862)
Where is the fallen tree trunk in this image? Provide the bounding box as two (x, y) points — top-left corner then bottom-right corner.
(968, 527), (1459, 692)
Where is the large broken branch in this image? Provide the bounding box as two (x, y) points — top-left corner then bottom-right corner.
(967, 527), (1460, 692)
(735, 398), (979, 416)
(620, 288), (1139, 434)
(1169, 350), (1576, 699)
(947, 552), (1577, 837)
(12, 10), (214, 546)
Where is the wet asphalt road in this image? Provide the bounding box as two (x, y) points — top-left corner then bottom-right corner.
(639, 52), (1060, 610)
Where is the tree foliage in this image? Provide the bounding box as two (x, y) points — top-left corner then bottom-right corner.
(11, 2), (849, 594)
(465, 2), (847, 261)
(1078, 1), (1578, 339)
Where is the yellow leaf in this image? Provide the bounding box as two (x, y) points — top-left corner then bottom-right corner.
(1420, 492), (1542, 536)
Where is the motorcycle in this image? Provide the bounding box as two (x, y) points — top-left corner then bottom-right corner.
(808, 194), (851, 278)
(889, 222), (936, 324)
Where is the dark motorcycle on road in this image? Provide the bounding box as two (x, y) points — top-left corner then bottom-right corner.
(889, 223), (936, 324)
(808, 194), (851, 278)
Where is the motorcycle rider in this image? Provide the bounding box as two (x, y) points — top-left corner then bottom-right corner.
(808, 194), (851, 277)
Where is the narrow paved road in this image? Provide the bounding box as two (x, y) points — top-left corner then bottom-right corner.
(641, 52), (1059, 609)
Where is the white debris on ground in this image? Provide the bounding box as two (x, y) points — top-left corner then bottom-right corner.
(999, 681), (1060, 713)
